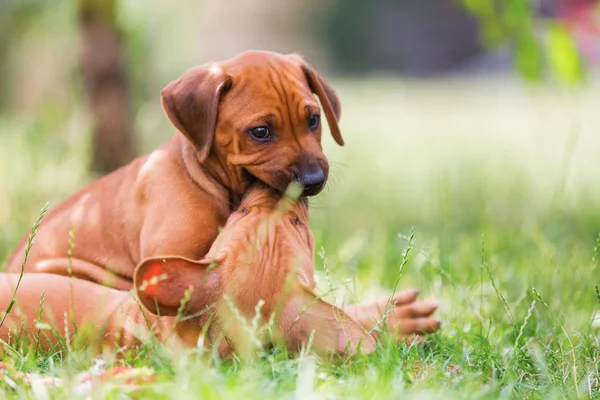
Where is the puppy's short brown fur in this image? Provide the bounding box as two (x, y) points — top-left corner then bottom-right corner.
(6, 51), (343, 289)
(0, 186), (439, 357)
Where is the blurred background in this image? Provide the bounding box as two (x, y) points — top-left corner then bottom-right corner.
(1, 0), (600, 328)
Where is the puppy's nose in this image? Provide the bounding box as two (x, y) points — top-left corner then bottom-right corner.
(298, 166), (326, 196)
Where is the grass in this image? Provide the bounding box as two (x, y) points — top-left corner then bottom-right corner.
(1, 75), (600, 398)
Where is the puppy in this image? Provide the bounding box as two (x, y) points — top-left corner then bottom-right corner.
(0, 186), (439, 357)
(6, 50), (344, 290)
(133, 184), (440, 356)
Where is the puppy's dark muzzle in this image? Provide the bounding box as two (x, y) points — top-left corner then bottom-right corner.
(298, 168), (326, 196)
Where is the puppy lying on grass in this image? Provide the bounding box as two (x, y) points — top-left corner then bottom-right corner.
(0, 185), (439, 357)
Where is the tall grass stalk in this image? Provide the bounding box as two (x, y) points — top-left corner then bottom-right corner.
(0, 202), (49, 329)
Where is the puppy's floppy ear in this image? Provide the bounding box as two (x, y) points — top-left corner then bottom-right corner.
(161, 65), (232, 161)
(134, 256), (221, 316)
(289, 55), (344, 147)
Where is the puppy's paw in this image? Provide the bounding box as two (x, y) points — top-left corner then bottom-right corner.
(344, 289), (441, 341)
(386, 299), (440, 337)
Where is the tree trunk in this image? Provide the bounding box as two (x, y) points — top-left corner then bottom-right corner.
(78, 0), (135, 174)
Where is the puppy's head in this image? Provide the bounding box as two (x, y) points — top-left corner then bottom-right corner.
(160, 50), (343, 197)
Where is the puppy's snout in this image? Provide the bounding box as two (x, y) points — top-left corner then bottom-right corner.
(297, 164), (326, 196)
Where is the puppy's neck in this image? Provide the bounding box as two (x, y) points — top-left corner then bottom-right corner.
(179, 136), (245, 209)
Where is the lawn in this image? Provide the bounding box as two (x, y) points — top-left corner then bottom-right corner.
(0, 76), (599, 399)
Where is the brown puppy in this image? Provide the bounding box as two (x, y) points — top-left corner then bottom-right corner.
(133, 184), (440, 356)
(0, 186), (439, 357)
(6, 50), (343, 290)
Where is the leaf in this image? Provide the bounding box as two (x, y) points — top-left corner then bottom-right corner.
(546, 23), (585, 85)
(514, 34), (544, 82)
(4, 300), (15, 314)
(462, 0), (495, 18)
(504, 0), (534, 30)
(481, 20), (507, 48)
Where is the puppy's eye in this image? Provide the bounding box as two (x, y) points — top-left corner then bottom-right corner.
(308, 114), (320, 131)
(248, 126), (271, 142)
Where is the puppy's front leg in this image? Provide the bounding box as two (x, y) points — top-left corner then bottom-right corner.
(278, 287), (377, 357)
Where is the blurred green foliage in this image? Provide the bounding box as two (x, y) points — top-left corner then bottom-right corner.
(0, 0), (48, 107)
(463, 0), (586, 84)
(0, 0), (589, 98)
(318, 0), (373, 73)
(316, 0), (587, 83)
